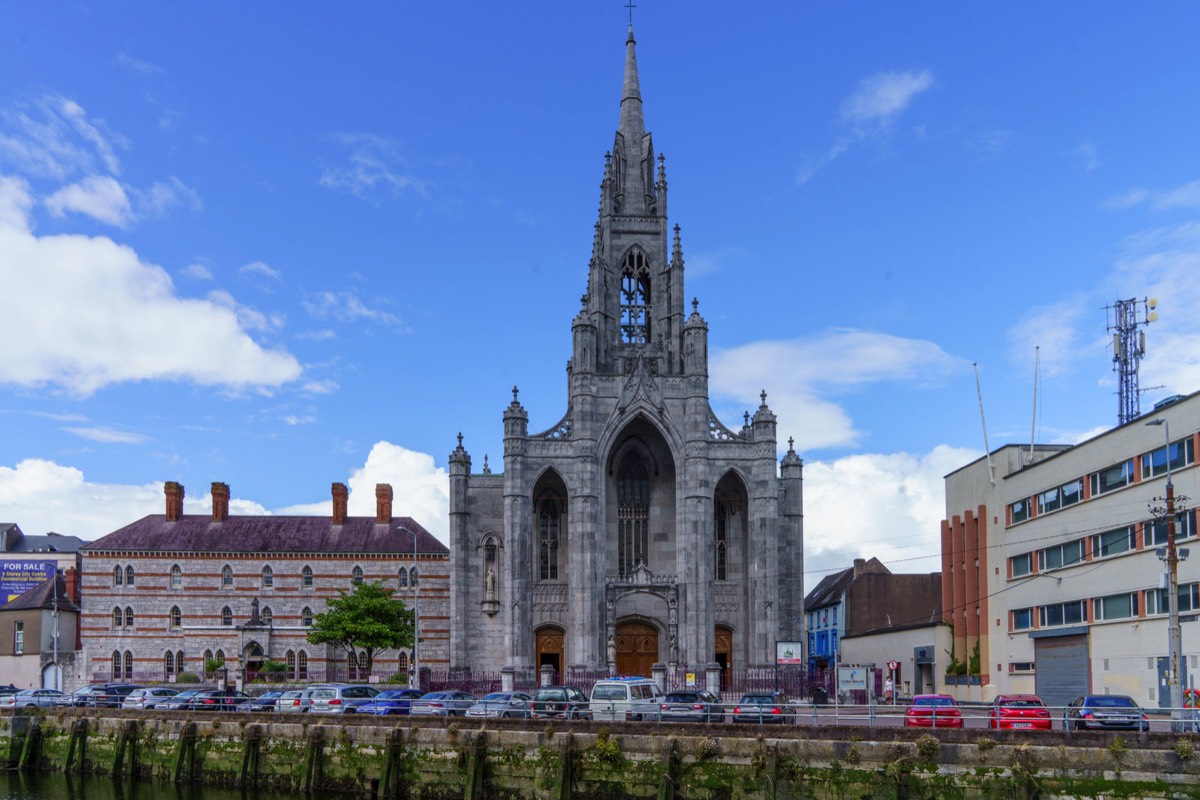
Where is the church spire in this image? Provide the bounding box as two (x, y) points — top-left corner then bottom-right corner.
(618, 25), (645, 144)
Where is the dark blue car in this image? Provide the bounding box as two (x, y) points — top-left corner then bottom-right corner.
(358, 688), (425, 715)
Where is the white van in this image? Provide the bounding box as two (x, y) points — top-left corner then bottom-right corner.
(589, 677), (664, 722)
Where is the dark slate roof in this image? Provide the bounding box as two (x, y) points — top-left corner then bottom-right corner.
(81, 514), (447, 556)
(803, 566), (854, 611)
(2, 575), (80, 613)
(8, 532), (88, 553)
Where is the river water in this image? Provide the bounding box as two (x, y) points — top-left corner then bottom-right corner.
(1, 773), (298, 800)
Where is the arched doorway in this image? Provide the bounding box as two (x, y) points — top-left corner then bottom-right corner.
(615, 621), (659, 677)
(536, 627), (564, 678)
(715, 625), (733, 690)
(244, 642), (264, 681)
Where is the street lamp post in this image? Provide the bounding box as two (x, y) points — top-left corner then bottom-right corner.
(1147, 418), (1184, 728)
(51, 568), (61, 691)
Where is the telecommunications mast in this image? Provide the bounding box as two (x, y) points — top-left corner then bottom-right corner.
(1106, 297), (1158, 425)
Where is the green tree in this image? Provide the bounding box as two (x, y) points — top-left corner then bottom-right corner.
(307, 581), (413, 675)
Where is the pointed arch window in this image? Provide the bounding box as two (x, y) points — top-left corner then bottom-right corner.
(715, 499), (729, 581)
(286, 650), (296, 677)
(351, 565), (364, 586)
(165, 651), (176, 677)
(261, 606), (273, 626)
(170, 564), (182, 589)
(112, 607), (123, 629)
(398, 651), (409, 674)
(221, 606), (233, 626)
(124, 607), (134, 628)
(123, 650), (133, 680)
(410, 567), (418, 587)
(125, 565), (135, 586)
(301, 607), (313, 627)
(539, 502), (561, 581)
(261, 565), (273, 588)
(301, 565), (314, 588)
(112, 651), (121, 678)
(113, 566), (124, 587)
(620, 251), (651, 344)
(169, 606), (182, 629)
(176, 650), (185, 673)
(297, 650), (309, 679)
(398, 568), (408, 588)
(221, 565), (234, 588)
(617, 451), (650, 577)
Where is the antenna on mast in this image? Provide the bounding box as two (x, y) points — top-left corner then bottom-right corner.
(1106, 297), (1158, 424)
(1027, 346), (1039, 465)
(974, 362), (995, 485)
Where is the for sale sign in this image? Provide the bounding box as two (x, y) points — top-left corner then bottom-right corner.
(0, 560), (55, 605)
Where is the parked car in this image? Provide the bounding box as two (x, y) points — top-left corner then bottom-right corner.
(122, 688), (180, 710)
(157, 689), (212, 711)
(732, 692), (793, 724)
(309, 684), (380, 714)
(358, 689), (425, 716)
(409, 690), (478, 717)
(0, 684), (19, 696)
(188, 689), (253, 712)
(1065, 695), (1149, 731)
(530, 686), (591, 720)
(244, 690), (286, 712)
(56, 683), (143, 708)
(904, 694), (964, 728)
(590, 677), (665, 722)
(989, 694), (1052, 730)
(659, 690), (723, 723)
(466, 692), (533, 719)
(276, 684), (347, 714)
(0, 689), (65, 708)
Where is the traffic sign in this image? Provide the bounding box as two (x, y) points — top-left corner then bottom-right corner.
(887, 660), (899, 671)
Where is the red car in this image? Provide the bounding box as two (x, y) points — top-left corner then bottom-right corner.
(904, 694), (964, 728)
(989, 694), (1052, 730)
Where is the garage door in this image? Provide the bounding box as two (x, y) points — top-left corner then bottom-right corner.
(1035, 633), (1089, 709)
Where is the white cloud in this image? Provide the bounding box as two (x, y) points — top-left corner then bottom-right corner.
(133, 176), (202, 219)
(1074, 141), (1102, 173)
(303, 290), (404, 328)
(803, 444), (979, 579)
(0, 176), (302, 395)
(62, 426), (148, 444)
(0, 95), (127, 181)
(798, 70), (933, 184)
(44, 175), (133, 227)
(840, 70), (934, 125)
(282, 414), (316, 426)
(1006, 299), (1092, 378)
(240, 260), (282, 282)
(0, 459), (162, 539)
(276, 441), (451, 543)
(301, 379), (339, 394)
(711, 330), (966, 450)
(319, 133), (429, 200)
(112, 52), (164, 76)
(181, 262), (214, 280)
(1109, 179), (1200, 211)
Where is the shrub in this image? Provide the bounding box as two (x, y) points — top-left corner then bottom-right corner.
(176, 672), (202, 684)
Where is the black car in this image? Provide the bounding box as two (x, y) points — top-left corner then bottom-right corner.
(157, 689), (212, 711)
(732, 692), (793, 724)
(659, 690), (723, 723)
(530, 686), (591, 720)
(188, 689), (253, 712)
(1065, 694), (1149, 731)
(56, 683), (143, 708)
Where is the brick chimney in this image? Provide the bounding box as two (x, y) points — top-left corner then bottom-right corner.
(64, 566), (80, 604)
(853, 557), (866, 577)
(376, 483), (393, 522)
(332, 482), (349, 525)
(211, 482), (230, 522)
(165, 481), (185, 522)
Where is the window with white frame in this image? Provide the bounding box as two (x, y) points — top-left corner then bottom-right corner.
(1142, 436), (1195, 480)
(1093, 592), (1138, 621)
(13, 621), (23, 655)
(1091, 525), (1135, 558)
(1010, 552), (1033, 578)
(1039, 539), (1085, 571)
(1147, 509), (1198, 546)
(1010, 498), (1030, 525)
(1090, 459), (1135, 496)
(1147, 583), (1200, 615)
(1039, 599), (1086, 627)
(1012, 608), (1033, 630)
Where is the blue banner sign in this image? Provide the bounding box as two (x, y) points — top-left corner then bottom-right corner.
(0, 560), (55, 605)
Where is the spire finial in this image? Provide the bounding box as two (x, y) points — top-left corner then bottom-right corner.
(691, 297), (698, 314)
(744, 411), (750, 427)
(788, 436), (795, 451)
(457, 432), (463, 448)
(625, 0), (636, 26)
(512, 386), (520, 403)
(760, 389), (768, 407)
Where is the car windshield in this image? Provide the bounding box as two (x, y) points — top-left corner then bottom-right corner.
(739, 695), (777, 704)
(480, 693), (511, 702)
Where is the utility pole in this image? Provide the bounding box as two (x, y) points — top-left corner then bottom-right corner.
(1148, 418), (1187, 729)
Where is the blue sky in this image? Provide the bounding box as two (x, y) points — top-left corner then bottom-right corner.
(3, 2), (1200, 580)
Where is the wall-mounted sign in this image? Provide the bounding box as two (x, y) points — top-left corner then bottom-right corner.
(0, 560), (54, 605)
(776, 641), (804, 665)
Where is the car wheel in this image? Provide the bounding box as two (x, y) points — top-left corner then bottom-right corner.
(501, 712), (511, 719)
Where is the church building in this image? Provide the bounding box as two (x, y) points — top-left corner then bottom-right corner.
(448, 26), (805, 683)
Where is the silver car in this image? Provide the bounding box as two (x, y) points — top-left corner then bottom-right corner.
(123, 687), (180, 710)
(0, 689), (64, 708)
(466, 692), (532, 719)
(309, 684), (380, 714)
(410, 690), (477, 717)
(278, 684), (345, 714)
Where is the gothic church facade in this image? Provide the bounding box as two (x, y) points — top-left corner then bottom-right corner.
(448, 26), (804, 681)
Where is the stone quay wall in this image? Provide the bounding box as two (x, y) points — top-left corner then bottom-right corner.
(4, 709), (1200, 799)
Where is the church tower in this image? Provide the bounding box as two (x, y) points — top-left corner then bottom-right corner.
(449, 25), (804, 686)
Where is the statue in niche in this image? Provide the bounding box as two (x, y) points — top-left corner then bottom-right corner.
(485, 567), (496, 597)
(607, 634), (616, 665)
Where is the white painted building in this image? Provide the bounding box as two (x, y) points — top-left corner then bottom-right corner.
(942, 391), (1200, 708)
